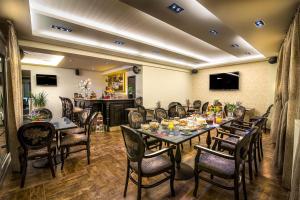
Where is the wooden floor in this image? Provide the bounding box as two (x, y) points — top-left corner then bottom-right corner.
(0, 129), (289, 200)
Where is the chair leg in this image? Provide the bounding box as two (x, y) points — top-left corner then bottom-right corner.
(248, 151), (253, 181)
(260, 134), (264, 158)
(257, 139), (262, 162)
(20, 159), (27, 188)
(242, 165), (248, 200)
(253, 144), (258, 176)
(137, 173), (142, 200)
(170, 167), (175, 197)
(189, 139), (192, 147)
(53, 149), (57, 166)
(181, 144), (184, 150)
(60, 147), (65, 170)
(87, 143), (91, 164)
(198, 135), (201, 143)
(48, 154), (56, 178)
(123, 161), (130, 197)
(193, 170), (199, 197)
(234, 176), (239, 200)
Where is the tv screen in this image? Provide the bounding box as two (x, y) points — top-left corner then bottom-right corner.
(36, 74), (57, 86)
(209, 72), (239, 90)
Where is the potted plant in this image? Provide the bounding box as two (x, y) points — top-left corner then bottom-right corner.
(128, 86), (134, 99)
(30, 91), (48, 109)
(225, 103), (237, 118)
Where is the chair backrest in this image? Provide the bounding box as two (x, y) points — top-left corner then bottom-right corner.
(87, 111), (101, 140)
(135, 97), (143, 107)
(32, 108), (53, 120)
(128, 111), (144, 129)
(78, 108), (91, 129)
(234, 106), (246, 121)
(214, 101), (222, 106)
(17, 122), (56, 152)
(193, 100), (201, 109)
(154, 108), (168, 123)
(121, 125), (145, 162)
(177, 105), (186, 118)
(168, 102), (181, 109)
(168, 105), (178, 118)
(264, 104), (273, 118)
(234, 127), (258, 168)
(59, 96), (66, 117)
(64, 97), (74, 120)
(137, 105), (147, 122)
(201, 102), (209, 114)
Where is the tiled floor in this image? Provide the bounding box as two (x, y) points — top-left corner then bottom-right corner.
(0, 129), (289, 200)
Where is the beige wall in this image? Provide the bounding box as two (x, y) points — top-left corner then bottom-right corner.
(22, 65), (106, 118)
(192, 61), (277, 116)
(142, 65), (192, 108)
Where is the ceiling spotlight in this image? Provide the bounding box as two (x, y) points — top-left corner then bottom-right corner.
(114, 40), (125, 45)
(168, 3), (184, 13)
(51, 25), (72, 32)
(231, 44), (240, 48)
(255, 20), (265, 28)
(209, 29), (218, 35)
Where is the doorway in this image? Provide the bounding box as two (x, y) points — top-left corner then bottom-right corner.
(127, 76), (136, 99)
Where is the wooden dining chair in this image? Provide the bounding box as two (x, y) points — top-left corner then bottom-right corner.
(128, 111), (162, 150)
(234, 106), (246, 121)
(60, 112), (99, 170)
(60, 108), (91, 135)
(193, 100), (201, 111)
(121, 125), (175, 200)
(194, 127), (257, 200)
(216, 119), (263, 180)
(17, 122), (57, 188)
(201, 102), (209, 114)
(154, 108), (168, 123)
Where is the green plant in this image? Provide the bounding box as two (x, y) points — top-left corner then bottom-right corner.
(30, 92), (47, 108)
(128, 86), (133, 94)
(225, 103), (237, 112)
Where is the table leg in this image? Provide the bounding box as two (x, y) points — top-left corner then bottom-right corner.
(206, 130), (211, 148)
(174, 144), (194, 180)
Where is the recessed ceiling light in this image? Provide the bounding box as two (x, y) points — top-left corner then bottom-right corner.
(114, 40), (125, 45)
(231, 44), (240, 48)
(209, 29), (218, 35)
(51, 24), (72, 32)
(168, 3), (184, 13)
(255, 20), (265, 28)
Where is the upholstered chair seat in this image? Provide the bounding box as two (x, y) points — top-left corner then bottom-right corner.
(60, 134), (88, 146)
(130, 154), (173, 177)
(18, 142), (56, 159)
(197, 152), (243, 179)
(61, 127), (85, 135)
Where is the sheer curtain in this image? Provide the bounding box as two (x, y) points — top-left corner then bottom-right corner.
(271, 7), (300, 191)
(4, 21), (23, 171)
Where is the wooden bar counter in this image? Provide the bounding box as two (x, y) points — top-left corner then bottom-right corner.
(74, 98), (134, 131)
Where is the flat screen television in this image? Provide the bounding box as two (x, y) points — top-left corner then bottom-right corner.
(36, 74), (57, 86)
(209, 72), (239, 90)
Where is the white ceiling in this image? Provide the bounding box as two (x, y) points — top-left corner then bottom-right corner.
(0, 0), (299, 70)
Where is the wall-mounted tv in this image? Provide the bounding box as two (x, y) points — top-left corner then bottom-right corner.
(209, 72), (239, 90)
(36, 74), (57, 86)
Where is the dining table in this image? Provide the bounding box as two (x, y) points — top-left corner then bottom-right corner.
(23, 117), (78, 168)
(137, 118), (232, 180)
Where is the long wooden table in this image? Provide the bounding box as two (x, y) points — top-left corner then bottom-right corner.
(137, 119), (232, 180)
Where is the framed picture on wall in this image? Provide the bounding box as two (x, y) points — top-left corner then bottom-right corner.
(106, 72), (125, 92)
